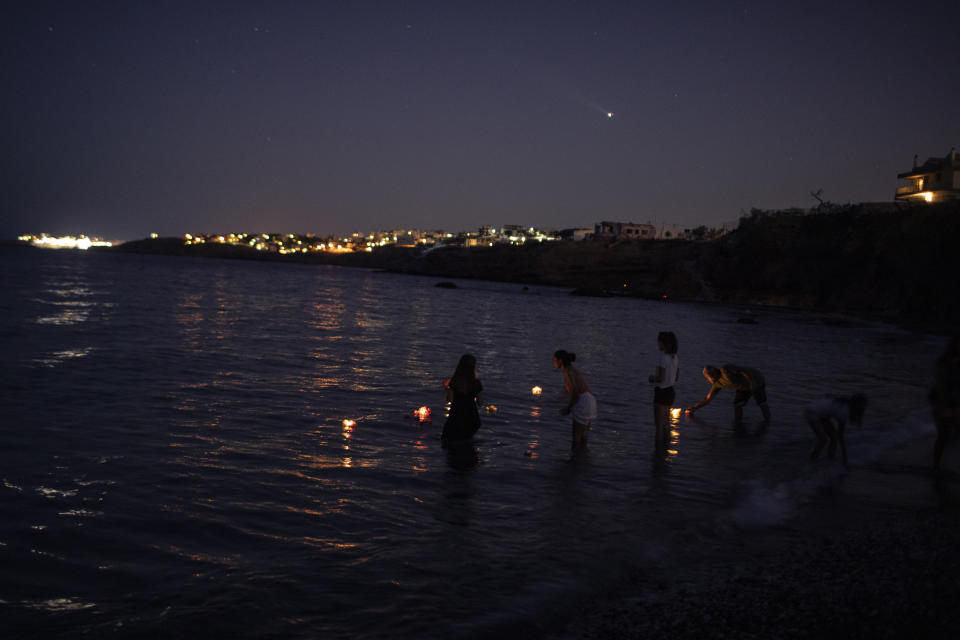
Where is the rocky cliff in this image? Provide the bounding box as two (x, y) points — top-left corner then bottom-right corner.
(696, 201), (959, 330)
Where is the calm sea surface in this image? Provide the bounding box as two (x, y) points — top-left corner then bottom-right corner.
(0, 247), (951, 638)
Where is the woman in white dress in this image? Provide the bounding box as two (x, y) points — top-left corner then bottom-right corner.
(553, 349), (597, 451)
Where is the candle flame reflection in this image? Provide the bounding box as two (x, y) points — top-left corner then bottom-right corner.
(665, 408), (682, 458)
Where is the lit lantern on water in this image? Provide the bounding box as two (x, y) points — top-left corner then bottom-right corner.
(414, 406), (431, 422)
(485, 405), (498, 414)
(531, 386), (542, 396)
(671, 408), (682, 420)
(342, 419), (356, 428)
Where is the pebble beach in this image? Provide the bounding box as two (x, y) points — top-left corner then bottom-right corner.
(559, 438), (960, 639)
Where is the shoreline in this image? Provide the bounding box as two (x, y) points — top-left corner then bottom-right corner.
(554, 435), (960, 639)
(8, 200), (960, 336)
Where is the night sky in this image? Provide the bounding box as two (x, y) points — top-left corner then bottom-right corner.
(3, 1), (958, 241)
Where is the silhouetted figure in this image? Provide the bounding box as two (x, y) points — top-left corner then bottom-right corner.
(553, 350), (597, 451)
(805, 394), (868, 466)
(442, 354), (483, 444)
(931, 337), (960, 472)
(648, 331), (679, 446)
(686, 364), (771, 427)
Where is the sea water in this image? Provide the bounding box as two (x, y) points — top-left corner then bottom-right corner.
(0, 246), (950, 638)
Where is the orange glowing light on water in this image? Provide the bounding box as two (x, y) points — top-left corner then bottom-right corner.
(671, 408), (682, 420)
(485, 405), (498, 414)
(414, 406), (431, 422)
(531, 386), (542, 395)
(342, 419), (356, 428)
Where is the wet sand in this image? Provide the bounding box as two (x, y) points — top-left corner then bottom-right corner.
(558, 437), (960, 639)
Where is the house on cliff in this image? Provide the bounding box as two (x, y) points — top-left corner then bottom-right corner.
(594, 221), (656, 239)
(895, 148), (960, 203)
(593, 221), (693, 240)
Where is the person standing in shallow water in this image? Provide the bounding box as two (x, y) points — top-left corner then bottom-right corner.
(686, 364), (771, 427)
(648, 332), (679, 446)
(441, 354), (483, 444)
(553, 350), (597, 451)
(931, 337), (960, 472)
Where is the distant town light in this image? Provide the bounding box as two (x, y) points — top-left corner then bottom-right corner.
(25, 235), (112, 250)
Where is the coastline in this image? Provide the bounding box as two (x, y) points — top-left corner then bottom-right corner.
(8, 200), (960, 336)
(88, 201), (959, 336)
(555, 436), (960, 639)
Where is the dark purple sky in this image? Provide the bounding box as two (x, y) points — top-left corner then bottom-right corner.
(3, 1), (958, 241)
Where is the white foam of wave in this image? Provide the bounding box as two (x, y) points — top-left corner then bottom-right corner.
(33, 346), (93, 367)
(21, 597), (96, 612)
(36, 486), (78, 499)
(728, 409), (934, 528)
(728, 464), (847, 528)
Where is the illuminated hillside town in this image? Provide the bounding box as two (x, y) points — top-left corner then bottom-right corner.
(17, 221), (717, 252)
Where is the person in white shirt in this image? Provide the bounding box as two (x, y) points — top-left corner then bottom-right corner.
(804, 394), (867, 466)
(648, 331), (679, 446)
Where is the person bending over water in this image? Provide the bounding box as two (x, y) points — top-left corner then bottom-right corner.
(553, 350), (597, 451)
(804, 394), (867, 467)
(686, 364), (771, 427)
(931, 337), (960, 472)
(648, 331), (679, 446)
(442, 354), (483, 444)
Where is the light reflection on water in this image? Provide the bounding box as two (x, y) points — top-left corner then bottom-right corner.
(0, 248), (951, 639)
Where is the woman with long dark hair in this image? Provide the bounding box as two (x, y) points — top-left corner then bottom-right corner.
(442, 354), (483, 443)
